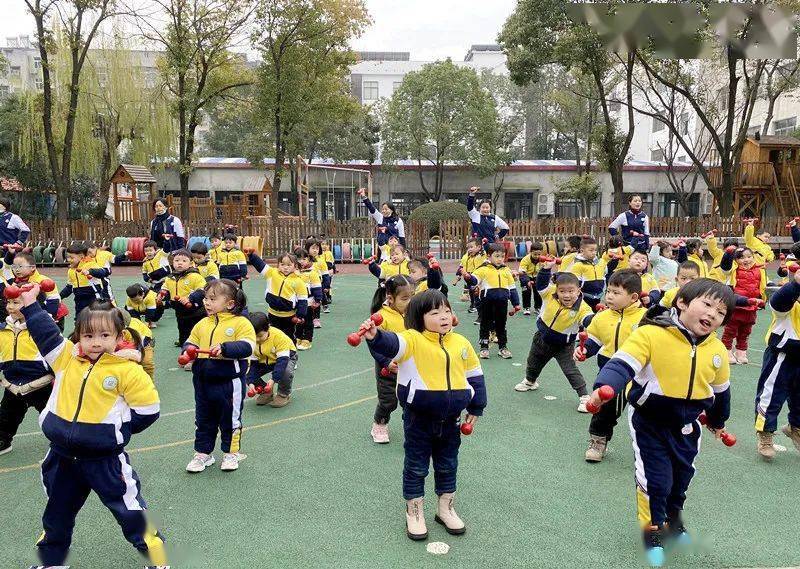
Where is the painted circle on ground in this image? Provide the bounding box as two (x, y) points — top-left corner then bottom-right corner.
(426, 542), (450, 555)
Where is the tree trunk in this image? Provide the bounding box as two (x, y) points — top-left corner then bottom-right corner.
(719, 169), (734, 216)
(434, 162), (444, 201)
(611, 164), (625, 213)
(272, 142), (286, 223)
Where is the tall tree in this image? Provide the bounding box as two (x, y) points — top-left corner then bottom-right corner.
(137, 0), (255, 219)
(251, 0), (370, 222)
(24, 0), (118, 220)
(381, 60), (502, 201)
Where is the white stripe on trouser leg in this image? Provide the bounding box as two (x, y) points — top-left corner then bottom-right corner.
(756, 352), (785, 416)
(231, 379), (243, 430)
(40, 449), (50, 496)
(627, 407), (648, 493)
(119, 453), (143, 511)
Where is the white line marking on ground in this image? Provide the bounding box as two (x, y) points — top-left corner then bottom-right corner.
(14, 367), (373, 438)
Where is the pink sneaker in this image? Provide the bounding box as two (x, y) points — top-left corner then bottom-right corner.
(313, 318), (322, 329)
(371, 422), (390, 444)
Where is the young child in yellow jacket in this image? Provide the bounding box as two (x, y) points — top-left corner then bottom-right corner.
(246, 311), (297, 408)
(247, 250), (308, 342)
(191, 242), (220, 282)
(517, 241), (544, 316)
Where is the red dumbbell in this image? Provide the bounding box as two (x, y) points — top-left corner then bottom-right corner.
(346, 313), (385, 347)
(380, 367), (392, 378)
(747, 298), (766, 309)
(426, 253), (435, 260)
(785, 217), (800, 229)
(595, 303), (607, 313)
(725, 245), (737, 255)
(508, 306), (521, 317)
(697, 413), (737, 446)
(536, 255), (562, 264)
(482, 238), (488, 245)
(630, 231), (643, 238)
(700, 229), (718, 239)
(576, 331), (589, 362)
(430, 259), (440, 270)
(743, 217), (759, 224)
(163, 233), (173, 240)
(4, 278), (56, 299)
(672, 240), (686, 248)
(451, 314), (459, 327)
(789, 264), (800, 274)
(460, 422), (474, 436)
(586, 385), (615, 414)
(177, 345), (213, 366)
(640, 293), (651, 306)
(361, 256), (376, 265)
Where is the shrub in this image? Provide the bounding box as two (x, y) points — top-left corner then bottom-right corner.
(409, 200), (470, 238)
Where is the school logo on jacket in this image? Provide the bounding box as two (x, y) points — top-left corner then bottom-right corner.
(226, 327), (235, 337)
(461, 348), (468, 360)
(102, 376), (119, 390)
(712, 354), (722, 369)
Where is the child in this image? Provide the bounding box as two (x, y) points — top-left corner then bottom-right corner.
(6, 251), (61, 320)
(87, 241), (115, 272)
(648, 240), (679, 288)
(0, 292), (54, 455)
(588, 279), (734, 566)
(120, 308), (155, 380)
(162, 249), (207, 348)
(721, 247), (766, 365)
(184, 279), (256, 473)
(60, 241), (112, 320)
(217, 233), (248, 285)
(626, 249), (662, 307)
(191, 241), (220, 282)
(361, 290), (487, 540)
(320, 238), (336, 312)
(141, 240), (171, 292)
(247, 311), (297, 408)
(744, 219), (775, 264)
(18, 290), (166, 567)
(463, 243), (520, 359)
(295, 248), (323, 350)
(368, 275), (415, 444)
(754, 268), (800, 461)
(380, 234), (401, 263)
(208, 232), (222, 263)
(306, 239), (328, 327)
(518, 242), (544, 316)
(408, 257), (443, 295)
(659, 262), (701, 308)
(567, 237), (612, 311)
(247, 250), (308, 341)
(515, 263), (593, 412)
(125, 283), (163, 328)
(573, 270), (646, 462)
(676, 238), (711, 278)
(368, 244), (410, 281)
(456, 238), (487, 311)
(606, 236), (634, 270)
(560, 235), (583, 271)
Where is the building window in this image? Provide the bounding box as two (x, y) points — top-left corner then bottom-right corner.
(651, 149), (665, 161)
(0, 85), (8, 98)
(774, 117), (797, 136)
(555, 197), (601, 218)
(660, 193), (700, 217)
(676, 155), (687, 162)
(9, 66), (20, 77)
(363, 81), (379, 101)
(718, 87), (728, 111)
(680, 112), (689, 135)
(34, 77), (42, 91)
(609, 100), (620, 112)
(392, 81), (402, 93)
(388, 193), (424, 217)
(652, 118), (665, 133)
(505, 192), (535, 219)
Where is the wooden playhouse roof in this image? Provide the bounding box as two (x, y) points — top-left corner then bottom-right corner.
(746, 135), (800, 147)
(112, 164), (157, 184)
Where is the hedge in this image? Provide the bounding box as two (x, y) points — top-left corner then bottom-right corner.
(409, 201), (470, 238)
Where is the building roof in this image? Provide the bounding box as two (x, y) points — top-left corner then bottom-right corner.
(748, 135), (800, 147)
(116, 164), (158, 183)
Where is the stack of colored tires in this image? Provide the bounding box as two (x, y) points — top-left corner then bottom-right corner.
(126, 237), (147, 262)
(111, 237), (129, 257)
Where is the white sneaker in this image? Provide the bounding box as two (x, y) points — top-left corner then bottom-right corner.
(514, 379), (539, 392)
(220, 452), (239, 471)
(371, 422), (390, 444)
(322, 305), (330, 313)
(186, 452), (215, 473)
(523, 308), (531, 316)
(577, 395), (590, 413)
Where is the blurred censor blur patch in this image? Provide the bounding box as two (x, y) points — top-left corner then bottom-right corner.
(567, 3), (797, 59)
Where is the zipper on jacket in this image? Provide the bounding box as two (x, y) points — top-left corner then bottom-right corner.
(549, 307), (563, 329)
(614, 312), (623, 352)
(686, 345), (697, 400)
(439, 335), (452, 414)
(71, 362), (96, 424)
(209, 315), (220, 347)
(12, 329), (19, 362)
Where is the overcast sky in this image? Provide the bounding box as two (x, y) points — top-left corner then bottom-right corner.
(0, 0), (517, 62)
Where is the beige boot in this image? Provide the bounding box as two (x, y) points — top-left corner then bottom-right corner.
(727, 350), (738, 365)
(255, 391), (273, 406)
(435, 492), (466, 535)
(585, 435), (608, 463)
(781, 424), (800, 453)
(757, 431), (776, 462)
(405, 498), (428, 540)
(735, 349), (749, 364)
(269, 392), (291, 408)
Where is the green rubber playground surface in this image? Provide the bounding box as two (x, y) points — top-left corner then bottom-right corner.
(0, 273), (798, 568)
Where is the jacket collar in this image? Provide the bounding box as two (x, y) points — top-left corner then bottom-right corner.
(5, 315), (25, 330)
(640, 305), (713, 346)
(421, 329), (450, 343)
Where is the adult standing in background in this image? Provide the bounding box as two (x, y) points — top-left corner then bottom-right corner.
(149, 198), (186, 253)
(0, 198), (30, 247)
(467, 187), (508, 250)
(357, 188), (406, 247)
(609, 194), (650, 252)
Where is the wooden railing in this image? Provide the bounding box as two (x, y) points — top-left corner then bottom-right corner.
(709, 162), (776, 189)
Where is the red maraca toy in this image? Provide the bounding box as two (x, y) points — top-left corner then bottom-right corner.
(747, 298), (766, 309)
(789, 264), (800, 274)
(594, 303), (607, 313)
(508, 306), (521, 317)
(177, 345), (213, 366)
(576, 331), (589, 362)
(700, 229), (717, 239)
(362, 256), (376, 265)
(586, 385), (615, 414)
(4, 278), (56, 299)
(346, 313), (385, 347)
(460, 422), (473, 436)
(698, 413), (737, 446)
(640, 293), (651, 306)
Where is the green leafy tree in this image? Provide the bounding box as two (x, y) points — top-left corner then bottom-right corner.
(554, 173), (600, 218)
(382, 60), (502, 202)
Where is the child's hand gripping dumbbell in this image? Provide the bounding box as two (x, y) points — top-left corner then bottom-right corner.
(4, 278), (55, 299)
(574, 331), (589, 362)
(177, 345), (220, 366)
(697, 413), (737, 446)
(346, 313), (385, 346)
(585, 385), (615, 414)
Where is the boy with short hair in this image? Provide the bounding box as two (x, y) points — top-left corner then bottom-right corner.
(659, 262), (701, 308)
(141, 240), (171, 292)
(125, 283), (163, 328)
(574, 270), (647, 462)
(216, 233), (248, 285)
(518, 242), (544, 316)
(625, 249), (662, 307)
(5, 252), (60, 320)
(191, 242), (220, 282)
(162, 249), (207, 348)
(567, 237), (612, 311)
(456, 238), (487, 313)
(60, 242), (111, 319)
(209, 233), (223, 263)
(515, 261), (594, 412)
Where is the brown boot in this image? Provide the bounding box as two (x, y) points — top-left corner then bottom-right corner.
(269, 392), (291, 408)
(255, 391), (273, 406)
(781, 424), (800, 453)
(757, 431), (776, 461)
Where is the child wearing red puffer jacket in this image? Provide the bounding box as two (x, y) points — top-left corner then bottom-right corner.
(722, 247), (766, 364)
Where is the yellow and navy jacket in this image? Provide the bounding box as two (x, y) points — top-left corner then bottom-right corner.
(764, 280), (800, 351)
(584, 304), (647, 366)
(4, 269), (61, 319)
(567, 255), (611, 300)
(21, 302), (160, 458)
(603, 245), (634, 270)
(299, 267), (324, 304)
(518, 254), (541, 279)
(369, 305), (407, 369)
(162, 269), (207, 313)
(322, 249), (336, 273)
(464, 263), (520, 306)
(61, 257), (111, 303)
(560, 251), (578, 271)
(92, 249), (115, 271)
(312, 255), (329, 277)
(535, 268), (594, 345)
(635, 272), (662, 306)
(249, 253), (308, 318)
(369, 259), (410, 280)
(367, 328), (487, 418)
(124, 313), (154, 349)
(660, 286), (679, 308)
(187, 312), (256, 382)
(195, 258), (220, 282)
(457, 252), (487, 277)
(125, 289), (160, 322)
(595, 305), (731, 429)
(248, 326), (296, 383)
(0, 316), (53, 387)
(744, 223), (775, 264)
(216, 247), (248, 282)
(208, 244), (223, 263)
(142, 250), (171, 289)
